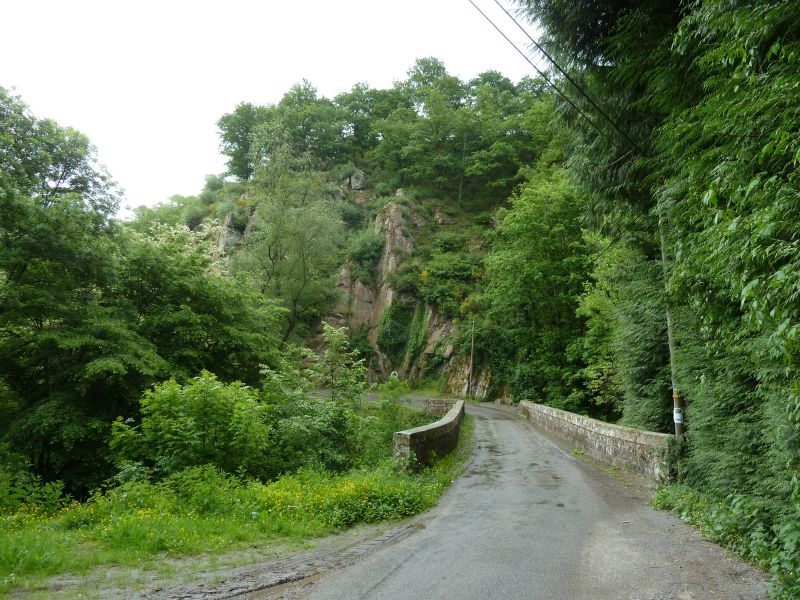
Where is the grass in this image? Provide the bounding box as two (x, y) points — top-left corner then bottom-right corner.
(409, 377), (448, 398)
(653, 484), (800, 599)
(0, 415), (474, 596)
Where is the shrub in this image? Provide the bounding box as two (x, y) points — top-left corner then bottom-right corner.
(309, 324), (367, 407)
(110, 372), (270, 479)
(266, 395), (355, 474)
(653, 484), (800, 599)
(0, 413), (473, 591)
(431, 231), (467, 253)
(338, 201), (363, 228)
(418, 251), (480, 317)
(388, 261), (421, 294)
(347, 229), (385, 282)
(374, 182), (394, 197)
(376, 302), (414, 364)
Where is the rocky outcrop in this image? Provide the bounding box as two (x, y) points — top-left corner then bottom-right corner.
(243, 211), (257, 235)
(333, 202), (413, 376)
(216, 212), (242, 251)
(443, 354), (491, 398)
(373, 203), (412, 281)
(353, 190), (373, 207)
(371, 204), (412, 336)
(404, 305), (457, 380)
(330, 265), (375, 331)
(349, 169), (367, 190)
(331, 199), (480, 388)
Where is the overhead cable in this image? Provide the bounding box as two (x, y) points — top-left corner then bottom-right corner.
(492, 0), (649, 158)
(466, 0), (612, 146)
(467, 0), (648, 251)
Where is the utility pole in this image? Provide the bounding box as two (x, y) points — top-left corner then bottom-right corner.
(467, 319), (475, 399)
(659, 215), (685, 437)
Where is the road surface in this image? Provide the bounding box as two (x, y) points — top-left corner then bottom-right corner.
(294, 403), (766, 600)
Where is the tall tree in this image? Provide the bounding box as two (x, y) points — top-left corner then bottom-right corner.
(483, 166), (592, 411)
(0, 88), (145, 490)
(231, 143), (344, 342)
(217, 102), (268, 180)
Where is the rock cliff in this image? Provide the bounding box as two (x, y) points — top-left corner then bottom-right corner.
(330, 199), (488, 393)
(329, 202), (411, 346)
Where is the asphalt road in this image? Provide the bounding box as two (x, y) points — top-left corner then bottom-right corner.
(299, 403), (767, 600)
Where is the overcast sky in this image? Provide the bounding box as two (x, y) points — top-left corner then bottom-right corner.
(2, 0), (539, 217)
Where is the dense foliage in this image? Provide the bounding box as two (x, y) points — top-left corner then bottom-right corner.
(482, 162), (592, 412)
(0, 89), (283, 495)
(1, 422), (472, 593)
(4, 6), (800, 589)
(516, 0), (800, 595)
(0, 309), (454, 591)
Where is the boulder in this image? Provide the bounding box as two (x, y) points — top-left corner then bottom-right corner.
(349, 169), (367, 190)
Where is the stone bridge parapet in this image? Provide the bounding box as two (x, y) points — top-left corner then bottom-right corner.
(394, 400), (465, 470)
(519, 401), (670, 481)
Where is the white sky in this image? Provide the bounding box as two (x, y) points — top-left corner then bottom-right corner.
(2, 0), (539, 217)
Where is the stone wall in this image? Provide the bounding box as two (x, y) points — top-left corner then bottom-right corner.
(394, 400), (465, 470)
(519, 401), (671, 482)
(423, 398), (457, 417)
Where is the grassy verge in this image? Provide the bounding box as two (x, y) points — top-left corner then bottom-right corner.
(0, 415), (473, 595)
(652, 484), (800, 599)
(408, 378), (448, 398)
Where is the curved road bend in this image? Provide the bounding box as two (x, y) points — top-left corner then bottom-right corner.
(301, 403), (766, 600)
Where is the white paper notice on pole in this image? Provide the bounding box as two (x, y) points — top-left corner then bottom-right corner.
(673, 407), (684, 424)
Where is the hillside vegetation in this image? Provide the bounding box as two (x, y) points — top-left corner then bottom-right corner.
(2, 0), (800, 595)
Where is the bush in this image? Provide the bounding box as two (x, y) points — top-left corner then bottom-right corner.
(110, 372), (270, 479)
(418, 251), (480, 317)
(0, 408), (473, 592)
(309, 324), (367, 407)
(375, 374), (411, 438)
(653, 484), (800, 599)
(405, 305), (428, 365)
(266, 395), (355, 474)
(388, 261), (421, 294)
(338, 201), (363, 228)
(0, 448), (468, 588)
(432, 231), (467, 253)
(374, 182), (394, 197)
(376, 301), (414, 364)
(347, 229), (385, 282)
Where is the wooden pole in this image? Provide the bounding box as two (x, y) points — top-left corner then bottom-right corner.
(659, 215), (685, 437)
(468, 320), (475, 398)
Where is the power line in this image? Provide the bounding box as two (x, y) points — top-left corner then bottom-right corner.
(475, 2), (683, 431)
(492, 0), (649, 158)
(466, 0), (613, 147)
(468, 0), (648, 249)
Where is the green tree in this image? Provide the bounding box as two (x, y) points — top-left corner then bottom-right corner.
(517, 2), (800, 593)
(483, 167), (591, 411)
(217, 102), (269, 180)
(334, 82), (410, 158)
(310, 324), (367, 408)
(231, 171), (343, 341)
(576, 241), (670, 428)
(346, 228), (385, 282)
(0, 88), (152, 491)
(0, 88), (286, 492)
(370, 62), (546, 203)
(115, 225), (283, 385)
